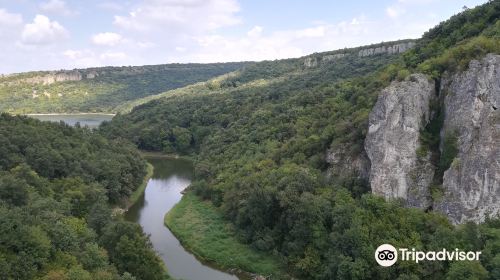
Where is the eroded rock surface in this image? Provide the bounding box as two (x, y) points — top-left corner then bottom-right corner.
(358, 42), (415, 57)
(434, 54), (500, 223)
(303, 41), (416, 68)
(365, 74), (436, 208)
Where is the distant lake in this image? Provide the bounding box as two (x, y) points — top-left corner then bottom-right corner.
(28, 113), (114, 128)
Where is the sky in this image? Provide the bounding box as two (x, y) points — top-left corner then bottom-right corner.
(0, 0), (489, 74)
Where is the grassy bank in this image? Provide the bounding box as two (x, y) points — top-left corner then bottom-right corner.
(165, 192), (286, 279)
(128, 162), (154, 208)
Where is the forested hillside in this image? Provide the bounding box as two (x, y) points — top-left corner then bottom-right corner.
(0, 62), (248, 114)
(0, 114), (169, 280)
(102, 1), (500, 279)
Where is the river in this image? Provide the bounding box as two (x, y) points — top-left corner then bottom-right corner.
(124, 156), (240, 280)
(28, 113), (114, 128)
(32, 114), (240, 279)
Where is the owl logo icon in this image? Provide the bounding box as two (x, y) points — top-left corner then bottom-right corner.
(375, 244), (398, 267)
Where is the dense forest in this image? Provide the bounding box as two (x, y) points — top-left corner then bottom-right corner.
(0, 62), (249, 114)
(102, 1), (500, 279)
(0, 114), (169, 280)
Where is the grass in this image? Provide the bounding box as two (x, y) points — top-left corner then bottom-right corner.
(128, 162), (154, 208)
(165, 192), (286, 279)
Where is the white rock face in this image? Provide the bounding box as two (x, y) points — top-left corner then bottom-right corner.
(303, 41), (416, 68)
(24, 71), (83, 85)
(365, 74), (436, 208)
(358, 42), (416, 57)
(434, 54), (500, 223)
(304, 57), (318, 68)
(322, 53), (346, 62)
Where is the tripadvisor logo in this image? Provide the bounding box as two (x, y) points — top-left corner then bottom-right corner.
(375, 244), (398, 267)
(375, 244), (482, 267)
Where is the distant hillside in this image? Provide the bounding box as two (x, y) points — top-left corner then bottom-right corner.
(0, 62), (249, 114)
(113, 39), (416, 113)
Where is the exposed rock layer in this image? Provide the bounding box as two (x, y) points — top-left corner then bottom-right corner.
(25, 71), (84, 85)
(304, 41), (416, 68)
(358, 42), (415, 57)
(435, 54), (500, 223)
(326, 146), (370, 181)
(364, 54), (500, 224)
(365, 74), (436, 208)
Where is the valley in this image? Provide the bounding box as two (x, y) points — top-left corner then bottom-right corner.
(0, 1), (499, 280)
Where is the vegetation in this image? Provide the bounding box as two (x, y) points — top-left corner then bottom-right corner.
(0, 114), (169, 280)
(100, 2), (500, 279)
(165, 192), (285, 278)
(439, 131), (459, 175)
(1, 1), (498, 280)
(0, 62), (249, 114)
(127, 163), (154, 209)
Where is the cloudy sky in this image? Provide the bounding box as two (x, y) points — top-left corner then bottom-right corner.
(0, 0), (488, 74)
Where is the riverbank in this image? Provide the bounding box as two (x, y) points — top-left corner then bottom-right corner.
(128, 162), (154, 208)
(140, 150), (195, 161)
(113, 162), (154, 216)
(165, 192), (286, 279)
(25, 112), (116, 116)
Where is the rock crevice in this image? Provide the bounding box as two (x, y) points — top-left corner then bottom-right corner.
(434, 54), (500, 223)
(365, 74), (436, 208)
(364, 54), (500, 224)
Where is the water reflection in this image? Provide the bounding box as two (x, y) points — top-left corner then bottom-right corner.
(125, 156), (239, 280)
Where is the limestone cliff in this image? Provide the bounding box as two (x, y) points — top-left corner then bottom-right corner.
(303, 41), (415, 68)
(434, 54), (500, 223)
(25, 71), (84, 85)
(365, 74), (436, 208)
(364, 54), (500, 224)
(358, 42), (415, 57)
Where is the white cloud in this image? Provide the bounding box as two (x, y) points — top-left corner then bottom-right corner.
(40, 0), (76, 16)
(63, 49), (84, 59)
(0, 9), (23, 27)
(97, 2), (124, 11)
(137, 41), (156, 48)
(295, 26), (326, 38)
(92, 32), (123, 46)
(176, 13), (430, 63)
(397, 0), (437, 4)
(63, 49), (128, 68)
(247, 26), (263, 38)
(100, 51), (127, 60)
(62, 49), (100, 67)
(21, 15), (68, 45)
(113, 0), (241, 33)
(0, 0), (483, 74)
(386, 6), (405, 18)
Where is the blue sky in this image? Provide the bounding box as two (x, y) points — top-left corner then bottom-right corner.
(0, 0), (488, 73)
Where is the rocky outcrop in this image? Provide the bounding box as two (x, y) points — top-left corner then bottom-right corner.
(365, 74), (436, 208)
(358, 42), (416, 57)
(322, 53), (346, 62)
(326, 145), (370, 181)
(304, 57), (318, 68)
(303, 41), (416, 68)
(364, 54), (500, 224)
(86, 71), (99, 79)
(434, 54), (500, 223)
(24, 71), (83, 85)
